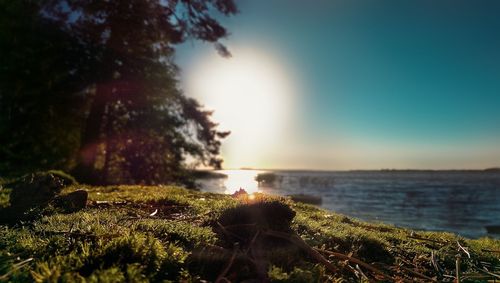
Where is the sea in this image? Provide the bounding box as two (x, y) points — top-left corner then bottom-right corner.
(196, 169), (500, 238)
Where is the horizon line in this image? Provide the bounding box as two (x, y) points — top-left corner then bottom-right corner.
(212, 167), (500, 172)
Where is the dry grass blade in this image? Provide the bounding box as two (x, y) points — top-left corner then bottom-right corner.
(354, 264), (372, 282)
(430, 251), (443, 275)
(215, 244), (239, 283)
(457, 241), (471, 258)
(217, 221), (245, 242)
(244, 230), (260, 255)
(0, 258), (33, 281)
(479, 268), (500, 279)
(408, 234), (445, 245)
(149, 209), (158, 216)
(399, 266), (437, 282)
(455, 255), (461, 283)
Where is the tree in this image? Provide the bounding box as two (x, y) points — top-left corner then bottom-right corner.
(0, 0), (237, 184)
(0, 1), (95, 174)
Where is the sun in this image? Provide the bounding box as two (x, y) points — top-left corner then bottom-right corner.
(185, 47), (296, 168)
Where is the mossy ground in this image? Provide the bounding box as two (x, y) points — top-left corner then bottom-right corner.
(0, 184), (499, 282)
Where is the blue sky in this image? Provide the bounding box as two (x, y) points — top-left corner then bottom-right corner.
(176, 0), (500, 170)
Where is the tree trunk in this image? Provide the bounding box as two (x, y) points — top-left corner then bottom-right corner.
(73, 83), (109, 184)
(73, 14), (121, 184)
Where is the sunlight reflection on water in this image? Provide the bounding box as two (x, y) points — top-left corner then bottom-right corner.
(202, 170), (263, 194)
(221, 170), (263, 194)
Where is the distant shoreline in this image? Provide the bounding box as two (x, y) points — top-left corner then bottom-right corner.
(224, 167), (500, 173)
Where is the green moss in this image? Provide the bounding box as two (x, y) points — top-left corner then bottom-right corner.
(268, 265), (326, 282)
(0, 185), (498, 282)
(133, 219), (217, 248)
(0, 189), (10, 208)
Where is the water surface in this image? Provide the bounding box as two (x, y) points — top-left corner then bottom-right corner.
(197, 170), (500, 238)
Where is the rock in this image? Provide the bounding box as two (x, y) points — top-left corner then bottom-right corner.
(9, 171), (73, 211)
(1, 171), (79, 223)
(54, 190), (88, 212)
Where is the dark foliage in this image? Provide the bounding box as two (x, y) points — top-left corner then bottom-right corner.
(0, 0), (237, 184)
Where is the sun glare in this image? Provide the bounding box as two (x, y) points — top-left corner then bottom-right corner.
(221, 169), (263, 194)
(186, 48), (296, 168)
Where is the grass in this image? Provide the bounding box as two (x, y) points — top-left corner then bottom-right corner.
(0, 183), (499, 282)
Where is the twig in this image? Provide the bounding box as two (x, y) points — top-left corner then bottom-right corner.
(354, 264), (371, 282)
(456, 241), (470, 258)
(217, 222), (246, 242)
(431, 251), (443, 275)
(346, 264), (371, 282)
(399, 266), (437, 282)
(265, 230), (399, 282)
(248, 232), (269, 281)
(345, 265), (360, 280)
(264, 230), (338, 274)
(479, 268), (500, 279)
(396, 256), (418, 269)
(316, 248), (394, 281)
(456, 254), (461, 283)
(215, 244), (238, 283)
(443, 274), (456, 279)
(245, 230), (260, 255)
(479, 261), (496, 268)
(408, 234), (445, 245)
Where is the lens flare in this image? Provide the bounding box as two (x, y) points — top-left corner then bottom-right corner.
(186, 47), (297, 168)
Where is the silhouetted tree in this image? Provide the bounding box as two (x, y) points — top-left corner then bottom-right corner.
(0, 0), (236, 184)
(0, 1), (95, 174)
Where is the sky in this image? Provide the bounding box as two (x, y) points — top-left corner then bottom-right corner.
(176, 0), (500, 170)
